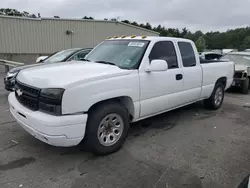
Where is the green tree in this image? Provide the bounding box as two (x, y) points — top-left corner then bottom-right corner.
(193, 30), (203, 42)
(195, 36), (206, 52)
(181, 27), (188, 38)
(139, 23), (145, 28)
(131, 21), (139, 26)
(110, 18), (118, 21)
(244, 36), (250, 48)
(82, 16), (94, 20)
(240, 36), (250, 50)
(167, 33), (173, 37)
(0, 8), (36, 18)
(144, 22), (152, 30)
(121, 20), (130, 24)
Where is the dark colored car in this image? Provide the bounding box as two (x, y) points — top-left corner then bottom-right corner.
(4, 48), (92, 91)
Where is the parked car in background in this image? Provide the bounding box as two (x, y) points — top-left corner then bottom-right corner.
(221, 52), (250, 94)
(36, 56), (48, 63)
(8, 36), (234, 155)
(4, 48), (92, 91)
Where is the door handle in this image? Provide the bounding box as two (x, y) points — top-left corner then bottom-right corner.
(176, 74), (183, 80)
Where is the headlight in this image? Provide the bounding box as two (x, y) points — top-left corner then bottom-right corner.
(39, 88), (65, 115)
(40, 88), (65, 100)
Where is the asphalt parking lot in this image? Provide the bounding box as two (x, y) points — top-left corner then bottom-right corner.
(0, 67), (250, 188)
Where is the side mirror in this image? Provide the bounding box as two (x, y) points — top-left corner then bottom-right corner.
(146, 59), (168, 72)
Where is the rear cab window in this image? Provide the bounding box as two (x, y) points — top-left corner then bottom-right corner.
(178, 42), (197, 67)
(149, 41), (178, 69)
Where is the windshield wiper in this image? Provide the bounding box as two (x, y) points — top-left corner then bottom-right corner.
(95, 60), (117, 66)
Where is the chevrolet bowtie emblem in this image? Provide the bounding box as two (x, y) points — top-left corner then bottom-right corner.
(16, 89), (23, 96)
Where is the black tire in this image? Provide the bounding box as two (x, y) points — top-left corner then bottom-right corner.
(204, 83), (224, 110)
(241, 77), (249, 94)
(83, 101), (130, 156)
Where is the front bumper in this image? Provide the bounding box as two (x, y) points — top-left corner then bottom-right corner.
(8, 92), (88, 147)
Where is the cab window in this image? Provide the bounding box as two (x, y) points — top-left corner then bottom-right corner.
(178, 42), (196, 67)
(149, 41), (178, 69)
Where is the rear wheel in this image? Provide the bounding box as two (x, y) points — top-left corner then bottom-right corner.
(241, 77), (249, 94)
(84, 101), (130, 155)
(204, 83), (224, 110)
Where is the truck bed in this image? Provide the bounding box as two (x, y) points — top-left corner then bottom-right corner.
(200, 60), (234, 99)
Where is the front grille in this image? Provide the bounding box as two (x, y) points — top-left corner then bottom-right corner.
(234, 72), (243, 79)
(15, 81), (41, 111)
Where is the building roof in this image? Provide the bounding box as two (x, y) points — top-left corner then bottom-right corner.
(0, 15), (159, 35)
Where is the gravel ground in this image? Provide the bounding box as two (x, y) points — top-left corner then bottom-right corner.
(0, 67), (250, 188)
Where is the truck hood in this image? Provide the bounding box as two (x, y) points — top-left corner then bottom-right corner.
(17, 61), (132, 88)
(9, 63), (45, 73)
(235, 64), (248, 72)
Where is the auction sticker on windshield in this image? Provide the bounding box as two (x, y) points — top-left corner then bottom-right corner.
(128, 42), (145, 47)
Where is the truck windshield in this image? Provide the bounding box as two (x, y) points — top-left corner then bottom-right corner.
(86, 40), (150, 69)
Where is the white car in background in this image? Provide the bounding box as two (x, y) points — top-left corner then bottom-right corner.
(36, 56), (48, 63)
(222, 52), (250, 94)
(4, 48), (92, 91)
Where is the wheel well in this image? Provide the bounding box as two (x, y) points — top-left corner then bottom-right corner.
(216, 77), (227, 88)
(88, 96), (135, 121)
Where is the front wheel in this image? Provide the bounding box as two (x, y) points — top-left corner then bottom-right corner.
(204, 83), (224, 110)
(83, 101), (130, 156)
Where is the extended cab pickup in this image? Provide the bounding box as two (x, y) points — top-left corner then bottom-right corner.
(8, 36), (234, 155)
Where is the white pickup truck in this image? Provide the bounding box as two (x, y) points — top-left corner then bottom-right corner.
(8, 36), (234, 155)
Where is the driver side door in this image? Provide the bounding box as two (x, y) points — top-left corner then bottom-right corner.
(139, 41), (184, 118)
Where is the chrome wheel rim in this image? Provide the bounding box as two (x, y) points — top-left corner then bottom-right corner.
(97, 113), (124, 146)
(214, 87), (223, 106)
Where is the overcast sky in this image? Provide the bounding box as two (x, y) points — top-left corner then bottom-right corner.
(2, 0), (250, 32)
